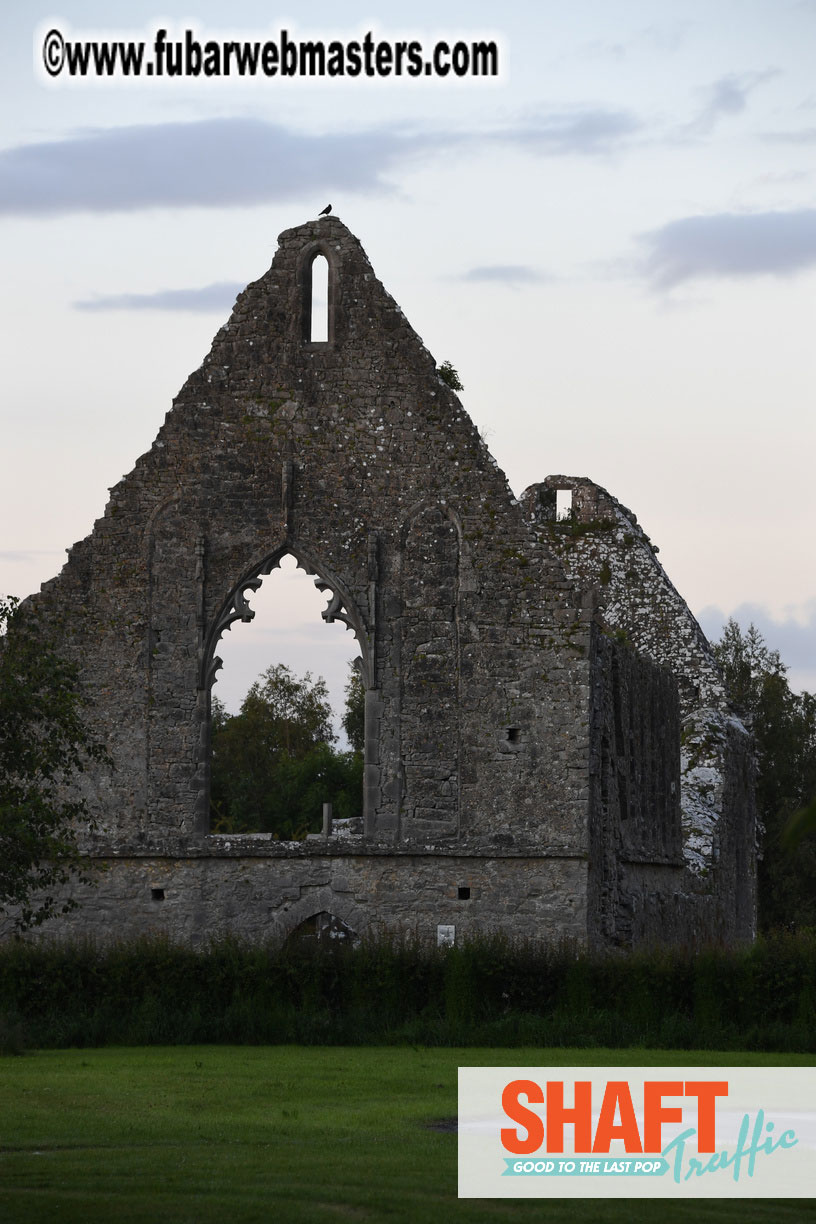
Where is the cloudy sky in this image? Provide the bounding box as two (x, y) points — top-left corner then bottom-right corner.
(2, 0), (815, 724)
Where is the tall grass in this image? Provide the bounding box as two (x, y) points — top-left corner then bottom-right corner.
(1, 929), (814, 1052)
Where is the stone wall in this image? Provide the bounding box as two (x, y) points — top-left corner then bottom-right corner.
(11, 837), (588, 947)
(35, 218), (593, 856)
(521, 476), (757, 941)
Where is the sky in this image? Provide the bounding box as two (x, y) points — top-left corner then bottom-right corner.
(2, 0), (815, 727)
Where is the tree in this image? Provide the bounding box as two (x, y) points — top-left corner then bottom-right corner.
(241, 663), (336, 757)
(210, 662), (363, 838)
(437, 360), (463, 391)
(783, 795), (816, 850)
(0, 596), (109, 932)
(712, 619), (816, 931)
(342, 663), (365, 755)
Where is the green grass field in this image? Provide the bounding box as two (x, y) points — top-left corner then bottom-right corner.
(1, 1046), (814, 1223)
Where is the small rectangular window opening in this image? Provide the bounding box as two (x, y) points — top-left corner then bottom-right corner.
(507, 727), (521, 744)
(437, 924), (455, 947)
(151, 887), (165, 901)
(457, 886), (471, 901)
(310, 254), (329, 342)
(556, 489), (573, 521)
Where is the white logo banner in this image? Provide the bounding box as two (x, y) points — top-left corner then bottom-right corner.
(459, 1066), (816, 1198)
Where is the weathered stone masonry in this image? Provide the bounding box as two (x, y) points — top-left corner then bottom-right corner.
(521, 477), (756, 941)
(5, 217), (756, 948)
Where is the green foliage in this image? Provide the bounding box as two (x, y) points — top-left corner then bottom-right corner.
(437, 359), (463, 391)
(342, 663), (365, 754)
(243, 662), (336, 754)
(712, 619), (816, 931)
(210, 663), (362, 837)
(0, 597), (109, 933)
(3, 932), (816, 1052)
(0, 1013), (24, 1056)
(783, 795), (816, 850)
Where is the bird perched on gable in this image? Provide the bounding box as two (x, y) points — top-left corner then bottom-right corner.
(318, 204), (332, 216)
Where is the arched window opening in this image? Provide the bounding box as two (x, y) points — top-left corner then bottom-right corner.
(287, 911), (358, 944)
(310, 253), (329, 343)
(208, 555), (364, 838)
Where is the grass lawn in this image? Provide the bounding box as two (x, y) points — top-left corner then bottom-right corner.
(0, 1046), (814, 1223)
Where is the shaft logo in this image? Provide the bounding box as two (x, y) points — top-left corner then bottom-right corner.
(499, 1077), (797, 1184)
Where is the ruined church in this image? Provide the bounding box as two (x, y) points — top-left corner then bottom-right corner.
(6, 216), (756, 948)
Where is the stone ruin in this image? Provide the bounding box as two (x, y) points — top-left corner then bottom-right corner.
(4, 216), (756, 948)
